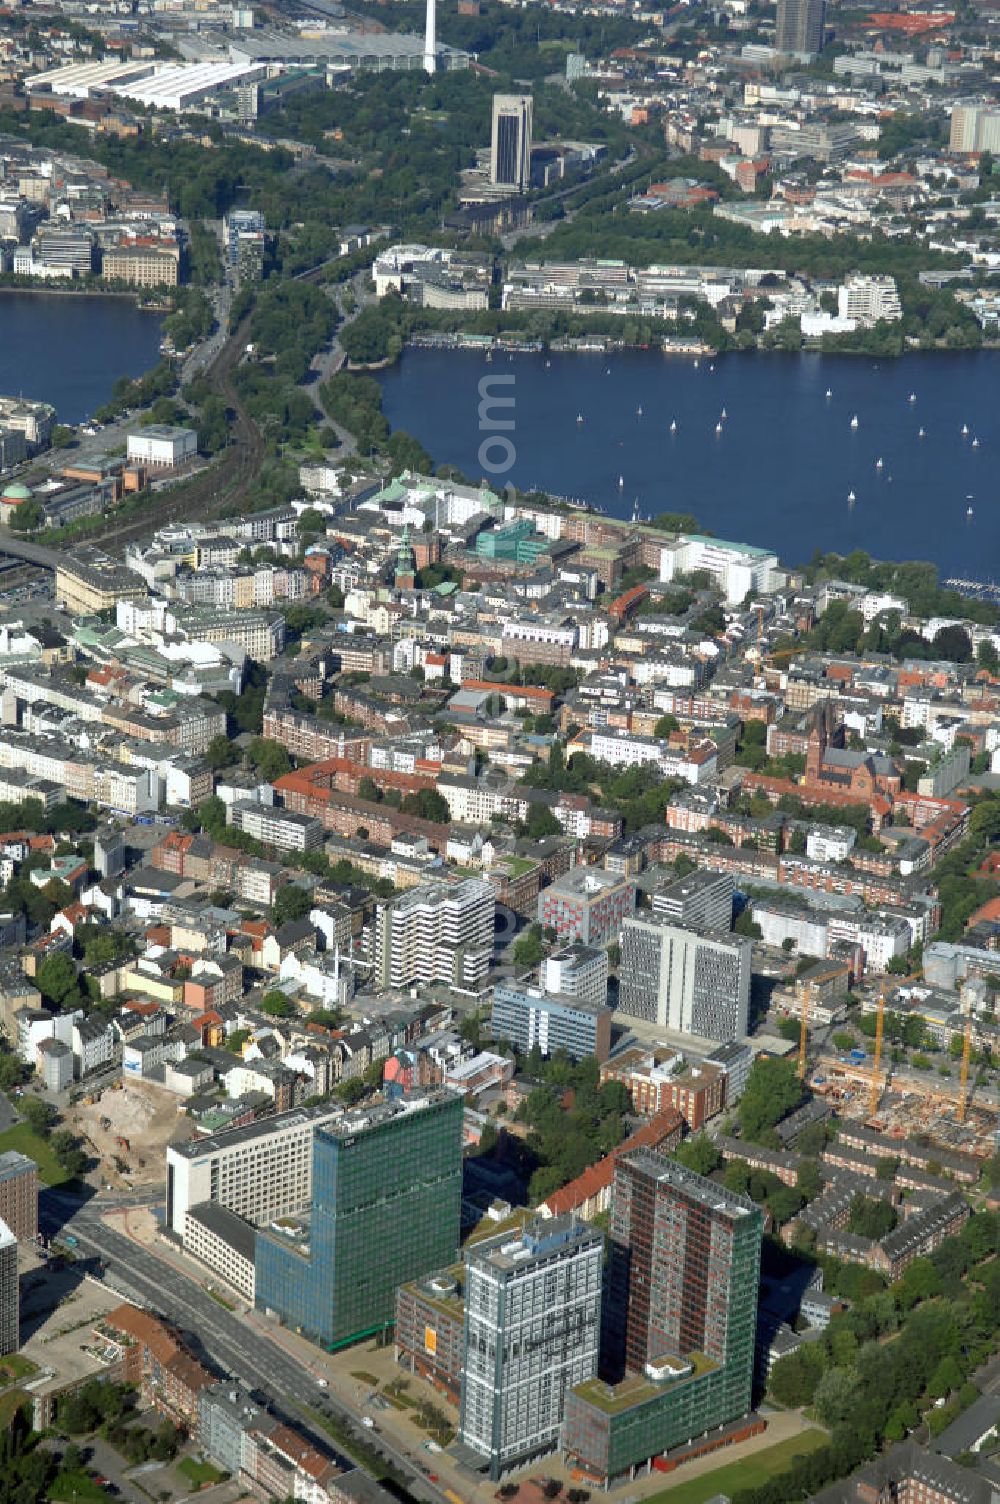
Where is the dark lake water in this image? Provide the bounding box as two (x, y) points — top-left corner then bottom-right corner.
(0, 292), (163, 425)
(379, 347), (1000, 580)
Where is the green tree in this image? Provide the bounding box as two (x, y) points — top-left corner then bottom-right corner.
(513, 930), (544, 969)
(36, 951), (82, 1012)
(260, 990), (295, 1018)
(738, 1057), (802, 1143)
(847, 1194), (897, 1240)
(272, 885), (313, 927)
(205, 733), (236, 771)
(247, 737), (292, 782)
(813, 1366), (861, 1427)
(673, 1134), (721, 1177)
(931, 624), (972, 663)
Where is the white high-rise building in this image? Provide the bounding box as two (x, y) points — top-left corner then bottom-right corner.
(949, 102), (1000, 153)
(0, 1218), (17, 1356)
(460, 1216), (602, 1479)
(618, 917), (751, 1041)
(837, 274), (902, 326)
(540, 943), (609, 1009)
(374, 879), (494, 992)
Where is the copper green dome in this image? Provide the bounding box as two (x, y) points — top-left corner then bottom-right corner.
(1, 483), (31, 502)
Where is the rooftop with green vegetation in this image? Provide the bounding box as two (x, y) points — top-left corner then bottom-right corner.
(574, 1351), (718, 1415)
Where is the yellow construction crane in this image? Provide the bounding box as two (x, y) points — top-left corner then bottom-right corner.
(958, 1005), (974, 1124)
(797, 979), (811, 1082)
(868, 989), (886, 1118)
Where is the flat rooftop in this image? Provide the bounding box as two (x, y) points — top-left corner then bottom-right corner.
(169, 1102), (342, 1161)
(573, 1351), (718, 1415)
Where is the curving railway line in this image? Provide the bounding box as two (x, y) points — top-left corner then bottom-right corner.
(85, 310), (266, 553)
(0, 261), (365, 571)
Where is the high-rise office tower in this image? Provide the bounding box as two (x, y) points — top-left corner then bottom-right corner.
(223, 209), (265, 269)
(490, 94), (533, 192)
(0, 1218), (17, 1355)
(775, 0), (826, 55)
(609, 1153), (759, 1382)
(562, 1152), (762, 1485)
(618, 917), (751, 1041)
(255, 1091), (463, 1350)
(461, 1216), (602, 1479)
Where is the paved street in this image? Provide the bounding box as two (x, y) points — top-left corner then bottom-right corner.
(41, 1192), (451, 1504)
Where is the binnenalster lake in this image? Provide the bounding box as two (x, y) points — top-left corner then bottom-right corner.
(379, 347), (1000, 580)
(0, 291), (163, 426)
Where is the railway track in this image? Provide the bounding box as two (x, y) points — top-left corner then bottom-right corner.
(88, 312), (265, 555)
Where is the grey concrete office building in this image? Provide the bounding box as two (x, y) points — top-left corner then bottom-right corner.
(775, 0), (826, 56)
(618, 917), (751, 1041)
(651, 869), (734, 933)
(460, 1216), (602, 1479)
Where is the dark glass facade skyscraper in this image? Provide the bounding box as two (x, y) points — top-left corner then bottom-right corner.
(255, 1090), (463, 1350)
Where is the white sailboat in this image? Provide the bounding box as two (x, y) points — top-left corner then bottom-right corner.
(715, 421), (723, 434)
(848, 490), (856, 503)
(918, 427), (925, 438)
(850, 415), (859, 430)
(618, 474), (624, 489)
(972, 437), (980, 448)
(875, 457), (883, 470)
(825, 388), (832, 398)
(962, 423), (969, 436)
(669, 419), (678, 433)
(908, 393), (916, 403)
(576, 413), (584, 424)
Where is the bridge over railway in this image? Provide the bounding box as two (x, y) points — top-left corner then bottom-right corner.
(0, 531), (68, 571)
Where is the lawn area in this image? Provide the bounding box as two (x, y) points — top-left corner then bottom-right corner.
(177, 1457), (225, 1487)
(646, 1428), (828, 1504)
(0, 1123), (70, 1187)
(0, 1353), (37, 1387)
(0, 1389), (29, 1429)
(49, 1472), (109, 1503)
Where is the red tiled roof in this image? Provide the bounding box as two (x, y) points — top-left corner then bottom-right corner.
(541, 1110), (683, 1216)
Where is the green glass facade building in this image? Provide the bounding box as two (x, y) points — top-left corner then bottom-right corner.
(475, 518), (549, 564)
(254, 1090), (463, 1350)
(562, 1151), (762, 1485)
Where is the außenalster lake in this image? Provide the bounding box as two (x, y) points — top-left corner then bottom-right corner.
(379, 348), (1000, 580)
(0, 292), (163, 425)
